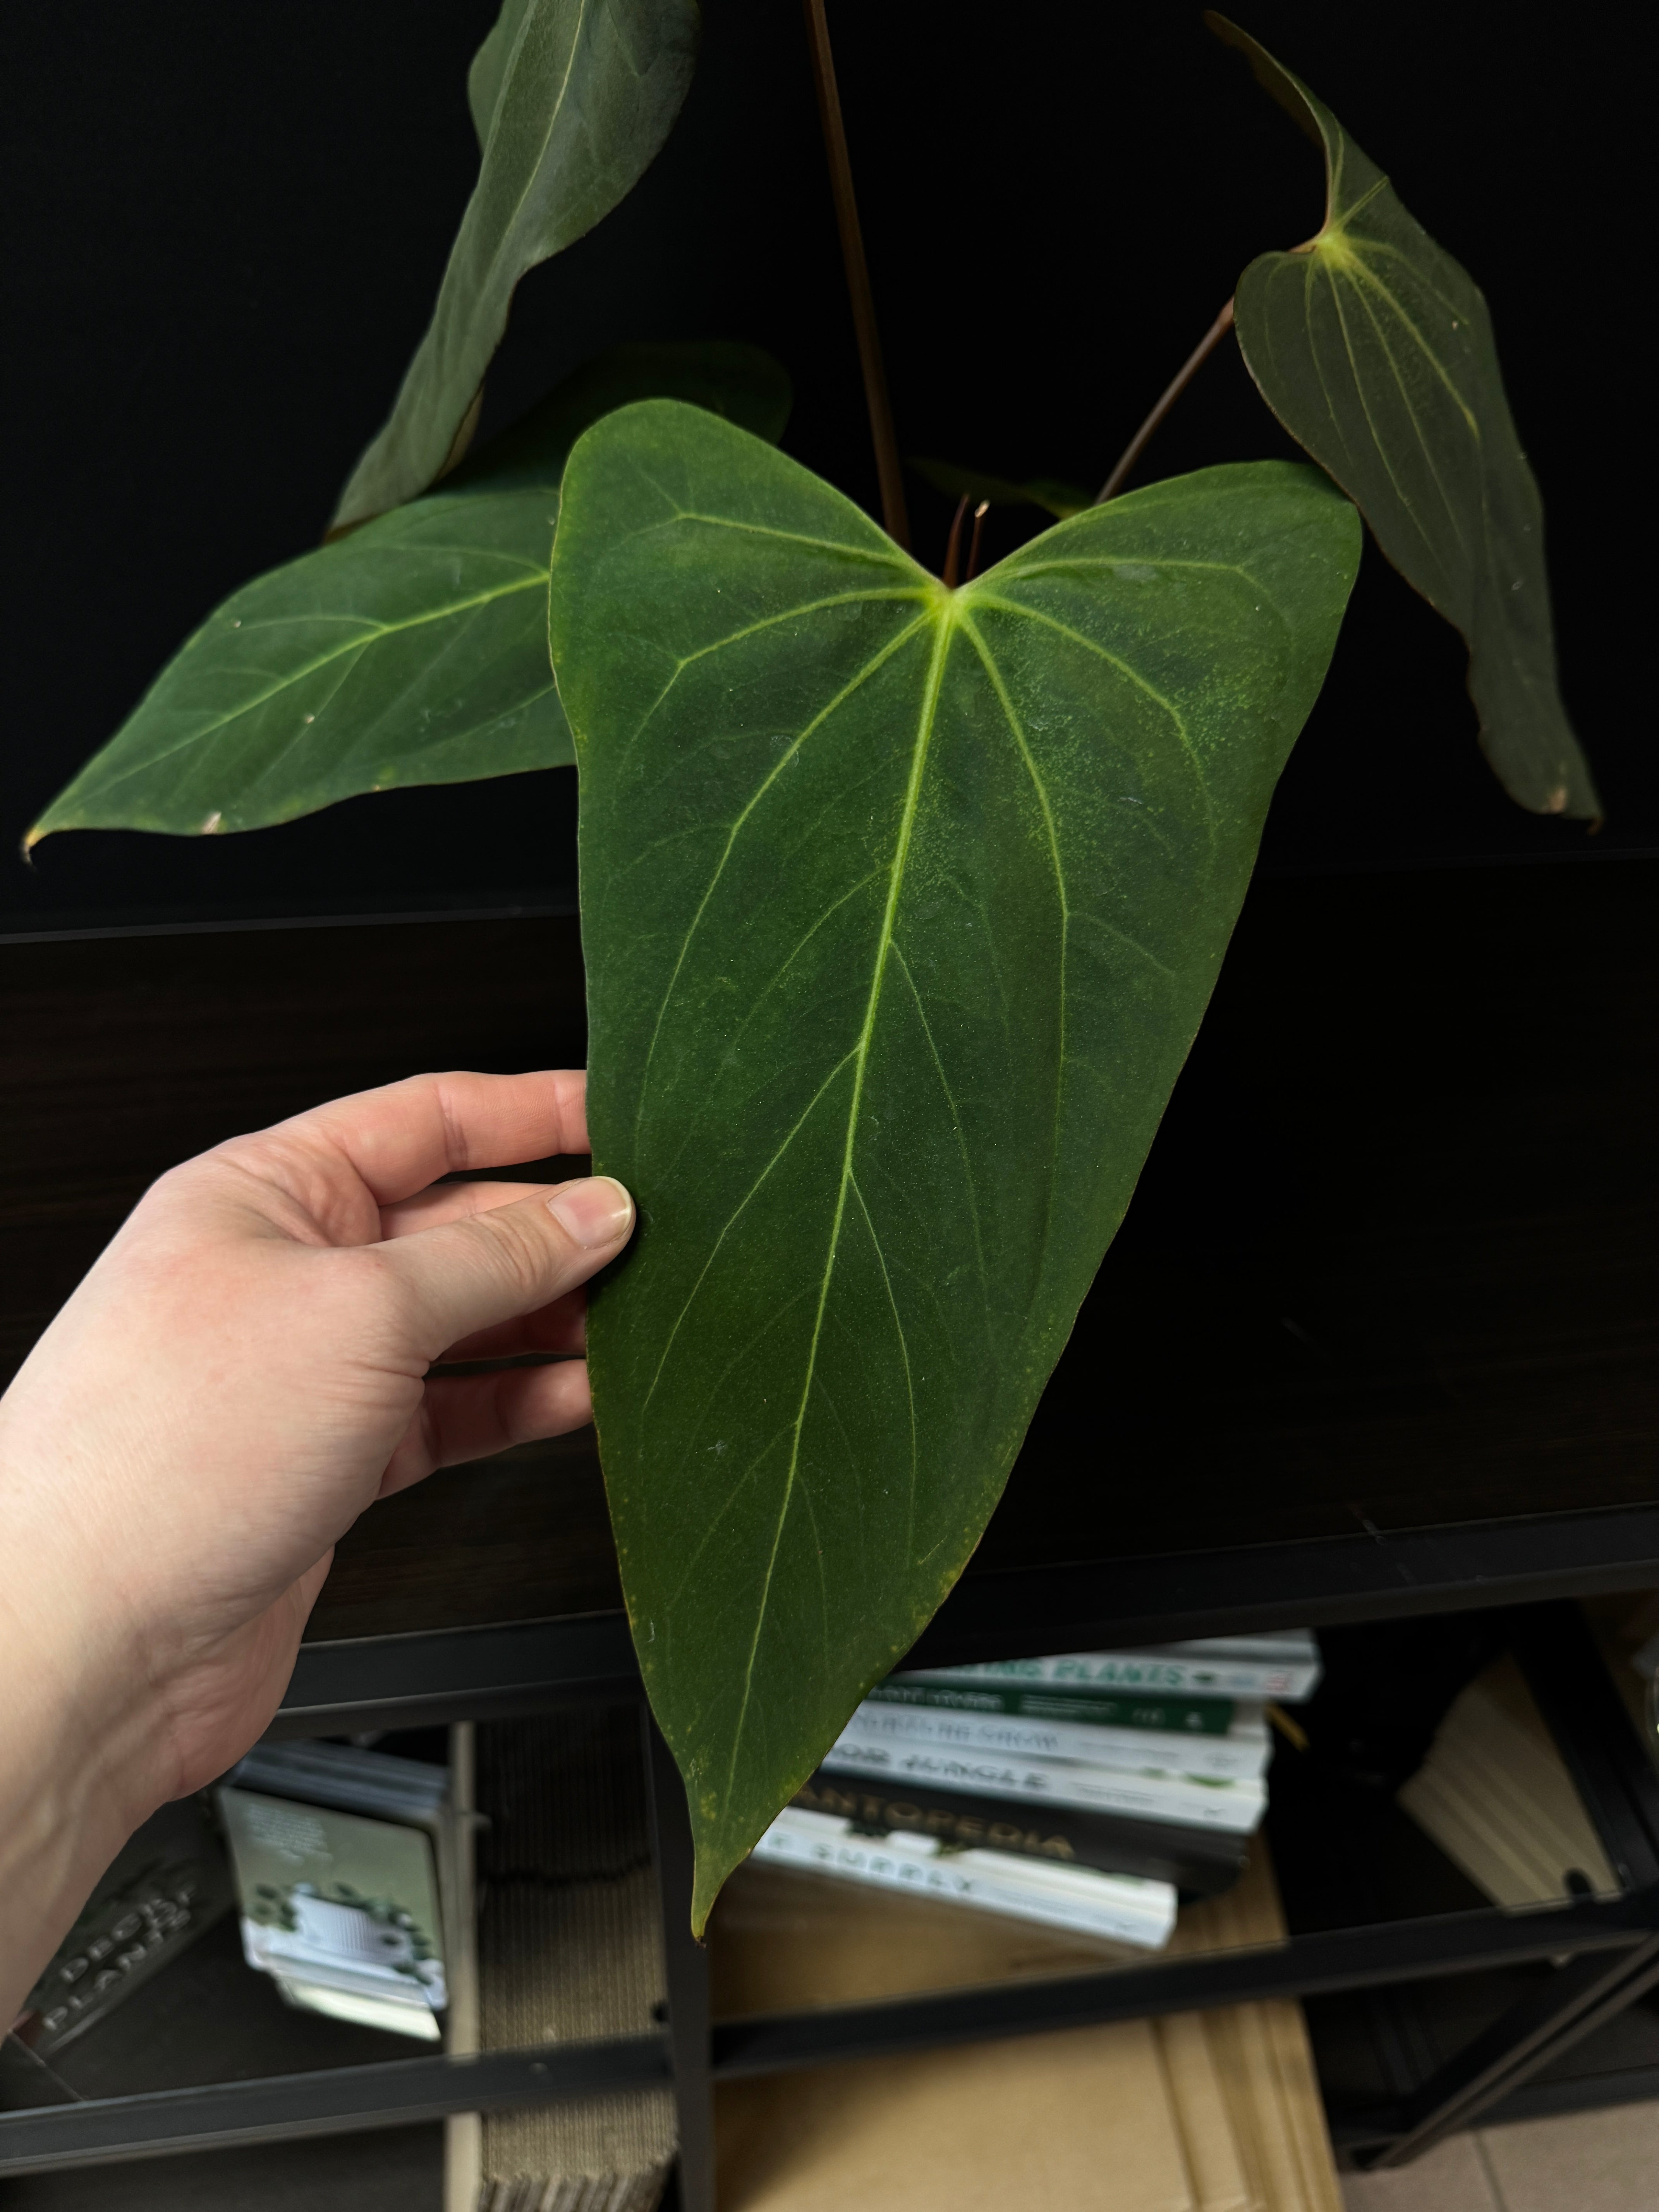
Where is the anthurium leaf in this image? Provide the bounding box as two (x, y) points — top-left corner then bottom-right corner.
(1208, 14), (1598, 819)
(29, 489), (561, 843)
(551, 400), (1361, 1929)
(467, 0), (534, 153)
(445, 340), (792, 496)
(912, 456), (1091, 519)
(331, 0), (700, 532)
(29, 343), (787, 844)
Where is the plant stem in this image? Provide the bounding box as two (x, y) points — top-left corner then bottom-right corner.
(966, 500), (990, 580)
(1095, 297), (1236, 504)
(942, 496), (970, 587)
(801, 0), (910, 549)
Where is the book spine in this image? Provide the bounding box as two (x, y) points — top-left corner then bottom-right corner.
(838, 1706), (1267, 1781)
(900, 1658), (1321, 1699)
(752, 1824), (1176, 1948)
(793, 1775), (1247, 1893)
(866, 1680), (1237, 1736)
(820, 1744), (1267, 1832)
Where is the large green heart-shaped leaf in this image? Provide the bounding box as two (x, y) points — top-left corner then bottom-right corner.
(331, 0), (700, 531)
(1209, 14), (1598, 819)
(551, 400), (1361, 1928)
(29, 344), (787, 844)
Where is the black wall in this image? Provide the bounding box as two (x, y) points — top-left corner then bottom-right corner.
(3, 1), (1649, 930)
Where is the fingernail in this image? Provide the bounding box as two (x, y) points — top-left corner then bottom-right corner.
(547, 1175), (634, 1248)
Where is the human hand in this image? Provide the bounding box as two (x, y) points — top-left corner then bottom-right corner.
(0, 1070), (632, 2022)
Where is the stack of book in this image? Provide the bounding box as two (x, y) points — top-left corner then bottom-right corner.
(754, 1633), (1321, 1941)
(753, 1805), (1179, 1949)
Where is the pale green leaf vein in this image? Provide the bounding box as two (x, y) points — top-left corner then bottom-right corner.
(889, 941), (991, 1317)
(960, 617), (1070, 1255)
(637, 1049), (859, 1428)
(477, 0), (594, 302)
(1321, 263), (1445, 573)
(1345, 254), (1483, 437)
(77, 572), (548, 797)
(964, 594), (1213, 843)
(672, 589), (926, 672)
(665, 511), (915, 568)
(660, 1416), (799, 1619)
(658, 869), (883, 1184)
(721, 612), (957, 1802)
(1342, 269), (1470, 556)
(994, 554), (1291, 633)
(622, 588), (927, 744)
(631, 613), (929, 1140)
(849, 1171), (918, 1556)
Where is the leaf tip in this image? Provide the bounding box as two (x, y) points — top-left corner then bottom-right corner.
(689, 1862), (724, 1944)
(1204, 11), (1325, 155)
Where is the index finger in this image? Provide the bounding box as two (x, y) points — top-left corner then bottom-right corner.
(285, 1071), (589, 1206)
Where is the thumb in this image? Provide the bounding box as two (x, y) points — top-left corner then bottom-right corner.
(377, 1175), (634, 1353)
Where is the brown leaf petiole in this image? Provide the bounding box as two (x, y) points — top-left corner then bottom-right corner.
(1096, 297), (1237, 504)
(800, 0), (910, 549)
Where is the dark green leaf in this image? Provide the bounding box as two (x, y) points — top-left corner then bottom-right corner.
(467, 0), (534, 152)
(331, 0), (700, 531)
(1209, 12), (1598, 818)
(445, 341), (792, 496)
(31, 485), (563, 843)
(30, 343), (788, 844)
(912, 457), (1091, 519)
(551, 401), (1361, 1927)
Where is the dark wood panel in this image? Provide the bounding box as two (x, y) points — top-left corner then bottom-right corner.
(3, 862), (1654, 1640)
(0, 914), (604, 1643)
(303, 1434), (620, 1642)
(0, 917), (585, 1386)
(985, 857), (1659, 1566)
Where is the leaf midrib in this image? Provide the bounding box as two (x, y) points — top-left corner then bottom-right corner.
(720, 602), (958, 1799)
(629, 512), (1249, 1814)
(652, 549), (1215, 1802)
(627, 604), (931, 1148)
(478, 0), (595, 294)
(59, 570), (549, 806)
(417, 0), (596, 416)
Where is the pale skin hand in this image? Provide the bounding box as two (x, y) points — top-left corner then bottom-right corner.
(0, 1070), (633, 2028)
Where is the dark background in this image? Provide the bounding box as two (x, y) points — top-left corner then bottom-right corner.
(2, 0), (1649, 932)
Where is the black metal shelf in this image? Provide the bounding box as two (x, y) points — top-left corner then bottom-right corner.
(6, 812), (1654, 2198)
(8, 1598), (1659, 2200)
(272, 1499), (1659, 1740)
(0, 2040), (666, 2179)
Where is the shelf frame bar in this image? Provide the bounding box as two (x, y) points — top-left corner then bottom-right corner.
(1341, 1599), (1659, 2163)
(7, 1888), (1654, 2176)
(0, 2038), (668, 2177)
(273, 1506), (1659, 1741)
(643, 1708), (716, 2212)
(1358, 1935), (1659, 2168)
(16, 1601), (1659, 2178)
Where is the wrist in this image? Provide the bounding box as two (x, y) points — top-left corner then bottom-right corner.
(0, 1523), (175, 2027)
